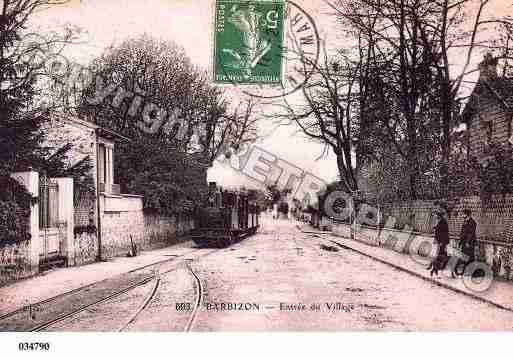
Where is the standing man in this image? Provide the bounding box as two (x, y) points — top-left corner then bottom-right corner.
(430, 210), (450, 277)
(457, 209), (477, 275)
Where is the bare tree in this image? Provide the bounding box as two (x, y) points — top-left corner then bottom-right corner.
(273, 47), (361, 193)
(1, 0), (76, 110)
(328, 0), (513, 199)
(225, 98), (259, 149)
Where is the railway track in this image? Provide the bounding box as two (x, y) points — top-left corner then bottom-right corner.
(0, 247), (218, 332)
(1, 231), (264, 332)
(32, 250), (217, 332)
(32, 275), (157, 332)
(43, 249), (217, 332)
(184, 263), (203, 332)
(117, 259), (205, 332)
(0, 254), (182, 324)
(117, 275), (161, 332)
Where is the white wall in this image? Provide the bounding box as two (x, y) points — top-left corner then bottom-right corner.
(55, 178), (75, 265)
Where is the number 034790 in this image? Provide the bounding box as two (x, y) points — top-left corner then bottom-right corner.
(18, 342), (50, 351)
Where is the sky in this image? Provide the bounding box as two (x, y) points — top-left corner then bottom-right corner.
(25, 0), (513, 190)
(27, 0), (341, 189)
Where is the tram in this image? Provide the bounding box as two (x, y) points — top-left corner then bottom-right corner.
(190, 183), (261, 248)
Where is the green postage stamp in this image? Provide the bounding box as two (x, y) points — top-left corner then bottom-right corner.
(213, 0), (285, 84)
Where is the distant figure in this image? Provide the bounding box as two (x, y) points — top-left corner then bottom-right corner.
(272, 203), (278, 220)
(428, 210), (449, 277)
(456, 209), (477, 276)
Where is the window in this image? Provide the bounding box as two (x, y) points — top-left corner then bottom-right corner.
(98, 144), (106, 184)
(98, 142), (114, 190)
(39, 177), (59, 228)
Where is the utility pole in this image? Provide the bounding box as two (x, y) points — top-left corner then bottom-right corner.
(95, 131), (103, 262)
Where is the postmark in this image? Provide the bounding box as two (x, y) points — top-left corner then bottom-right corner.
(250, 0), (320, 98)
(213, 0), (285, 85)
(214, 1), (320, 99)
(213, 0), (320, 99)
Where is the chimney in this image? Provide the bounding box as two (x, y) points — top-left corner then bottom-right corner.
(478, 53), (498, 82)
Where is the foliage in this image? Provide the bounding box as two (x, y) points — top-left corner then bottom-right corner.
(0, 171), (34, 245)
(362, 148), (429, 202)
(114, 138), (208, 215)
(42, 142), (96, 200)
(328, 0), (513, 200)
(73, 224), (97, 236)
(365, 141), (513, 203)
(75, 35), (258, 166)
(65, 35), (260, 217)
(0, 0), (79, 244)
(0, 1), (76, 173)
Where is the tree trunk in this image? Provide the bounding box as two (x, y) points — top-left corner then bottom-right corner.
(440, 95), (452, 199)
(336, 153), (357, 194)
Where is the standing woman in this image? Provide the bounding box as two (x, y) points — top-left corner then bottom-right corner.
(430, 210), (450, 277)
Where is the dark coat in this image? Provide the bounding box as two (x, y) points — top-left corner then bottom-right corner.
(460, 217), (477, 243)
(431, 217), (450, 271)
(434, 217), (449, 246)
(460, 217), (477, 258)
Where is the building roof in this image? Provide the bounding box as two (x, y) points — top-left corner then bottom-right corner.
(96, 127), (131, 143)
(478, 77), (513, 110)
(462, 54), (513, 123)
(462, 78), (513, 124)
(50, 112), (131, 142)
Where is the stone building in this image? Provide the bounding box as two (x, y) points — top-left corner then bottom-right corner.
(42, 113), (129, 228)
(357, 54), (513, 201)
(463, 53), (513, 162)
(39, 113), (140, 267)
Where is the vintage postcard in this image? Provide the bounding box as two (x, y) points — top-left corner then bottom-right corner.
(1, 0), (513, 357)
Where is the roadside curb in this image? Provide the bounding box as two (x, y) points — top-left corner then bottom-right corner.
(299, 226), (513, 313)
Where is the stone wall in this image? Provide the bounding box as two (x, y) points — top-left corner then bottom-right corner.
(0, 240), (33, 287)
(378, 195), (513, 242)
(2, 207), (195, 284)
(73, 231), (98, 266)
(332, 223), (513, 281)
(71, 194), (194, 264)
(328, 194), (513, 281)
(101, 210), (194, 259)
